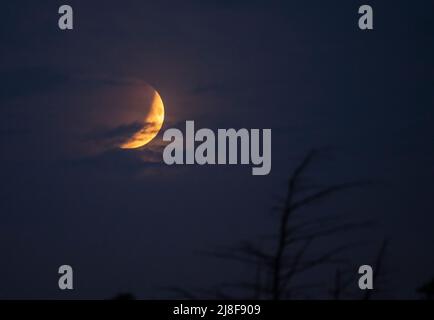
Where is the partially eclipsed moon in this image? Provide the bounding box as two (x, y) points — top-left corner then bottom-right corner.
(120, 89), (165, 149)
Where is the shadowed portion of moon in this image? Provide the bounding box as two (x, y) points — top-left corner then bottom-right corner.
(120, 88), (165, 149)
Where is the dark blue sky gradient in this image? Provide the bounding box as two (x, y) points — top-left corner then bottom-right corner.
(0, 0), (433, 299)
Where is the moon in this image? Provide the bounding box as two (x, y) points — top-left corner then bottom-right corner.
(120, 88), (165, 149)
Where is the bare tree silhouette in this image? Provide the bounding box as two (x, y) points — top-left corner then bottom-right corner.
(166, 150), (386, 299)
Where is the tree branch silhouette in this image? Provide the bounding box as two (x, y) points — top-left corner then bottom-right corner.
(168, 150), (383, 299)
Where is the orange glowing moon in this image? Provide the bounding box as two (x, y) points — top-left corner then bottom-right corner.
(120, 89), (165, 149)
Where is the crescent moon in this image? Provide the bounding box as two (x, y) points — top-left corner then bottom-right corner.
(120, 89), (165, 149)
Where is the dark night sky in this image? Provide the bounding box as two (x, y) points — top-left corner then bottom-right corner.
(0, 0), (433, 299)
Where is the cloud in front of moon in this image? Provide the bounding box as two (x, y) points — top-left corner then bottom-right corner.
(120, 88), (165, 149)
